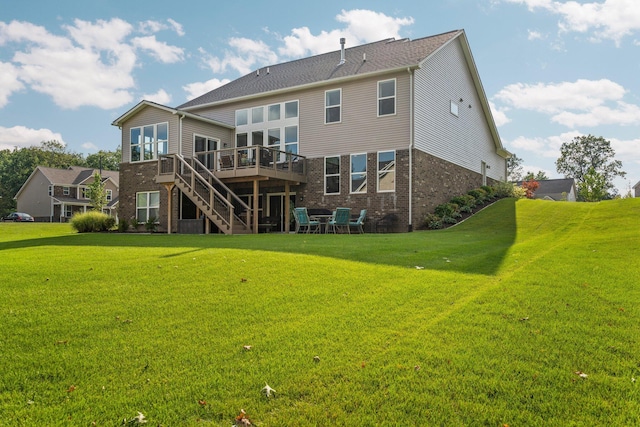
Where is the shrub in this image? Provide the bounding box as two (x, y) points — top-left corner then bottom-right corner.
(130, 217), (140, 229)
(467, 188), (488, 205)
(512, 185), (527, 199)
(481, 185), (496, 199)
(423, 213), (443, 229)
(70, 211), (116, 233)
(118, 218), (129, 233)
(434, 202), (461, 224)
(493, 181), (517, 198)
(144, 216), (158, 232)
(450, 195), (476, 213)
(521, 179), (540, 199)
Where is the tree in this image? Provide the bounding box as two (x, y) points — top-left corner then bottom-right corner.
(507, 154), (524, 182)
(578, 167), (608, 202)
(86, 147), (121, 171)
(86, 172), (107, 211)
(521, 179), (539, 199)
(556, 135), (625, 201)
(524, 170), (549, 181)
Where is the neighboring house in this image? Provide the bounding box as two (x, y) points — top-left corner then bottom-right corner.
(518, 178), (577, 201)
(633, 181), (640, 198)
(15, 166), (119, 222)
(112, 29), (509, 234)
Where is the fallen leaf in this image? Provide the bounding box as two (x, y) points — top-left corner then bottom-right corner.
(574, 371), (588, 378)
(414, 365), (421, 372)
(519, 317), (529, 321)
(262, 383), (276, 397)
(243, 345), (252, 351)
(235, 409), (252, 426)
(197, 399), (206, 406)
(240, 278), (247, 282)
(313, 356), (320, 363)
(415, 266), (424, 270)
(67, 385), (76, 393)
(55, 340), (69, 345)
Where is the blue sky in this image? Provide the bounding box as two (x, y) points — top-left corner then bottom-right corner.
(1, 0), (639, 194)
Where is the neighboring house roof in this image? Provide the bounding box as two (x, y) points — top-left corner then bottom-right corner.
(111, 99), (236, 129)
(633, 180), (640, 189)
(178, 30), (462, 109)
(519, 178), (576, 201)
(14, 166), (120, 199)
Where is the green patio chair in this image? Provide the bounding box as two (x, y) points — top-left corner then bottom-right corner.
(349, 209), (367, 234)
(294, 207), (320, 234)
(327, 207), (351, 234)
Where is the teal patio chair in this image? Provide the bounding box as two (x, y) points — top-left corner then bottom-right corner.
(349, 209), (367, 234)
(294, 207), (320, 234)
(327, 207), (351, 234)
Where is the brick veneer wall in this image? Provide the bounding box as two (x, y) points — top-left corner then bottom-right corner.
(119, 161), (175, 233)
(411, 150), (488, 229)
(296, 150), (411, 232)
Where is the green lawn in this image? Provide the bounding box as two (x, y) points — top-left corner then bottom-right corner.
(1, 198), (639, 426)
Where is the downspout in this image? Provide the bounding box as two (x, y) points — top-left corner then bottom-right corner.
(408, 67), (414, 232)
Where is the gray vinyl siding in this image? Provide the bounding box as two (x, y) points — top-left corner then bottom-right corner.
(181, 118), (234, 158)
(414, 38), (505, 181)
(192, 72), (411, 159)
(16, 169), (52, 218)
(120, 107), (180, 163)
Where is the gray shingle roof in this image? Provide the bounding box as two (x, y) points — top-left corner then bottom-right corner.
(38, 166), (119, 186)
(178, 30), (462, 110)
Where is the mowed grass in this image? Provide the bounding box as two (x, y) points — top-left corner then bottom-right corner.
(1, 198), (639, 426)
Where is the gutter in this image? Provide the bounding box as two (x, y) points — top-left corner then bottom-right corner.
(408, 67), (414, 232)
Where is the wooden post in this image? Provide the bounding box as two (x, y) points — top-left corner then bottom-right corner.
(253, 179), (259, 234)
(162, 183), (175, 234)
(284, 181), (290, 233)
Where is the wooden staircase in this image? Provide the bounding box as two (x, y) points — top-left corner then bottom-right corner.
(158, 154), (252, 235)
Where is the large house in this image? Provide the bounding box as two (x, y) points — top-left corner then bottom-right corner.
(15, 166), (119, 222)
(112, 29), (509, 234)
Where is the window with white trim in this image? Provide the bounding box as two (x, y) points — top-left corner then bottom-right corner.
(106, 189), (113, 202)
(325, 89), (341, 123)
(64, 205), (73, 217)
(377, 151), (396, 192)
(450, 100), (459, 117)
(130, 122), (168, 162)
(350, 153), (367, 193)
(63, 186), (70, 196)
(235, 100), (299, 155)
(136, 191), (159, 222)
(194, 135), (219, 169)
(79, 186), (88, 199)
(378, 79), (396, 116)
(48, 185), (53, 196)
(325, 156), (340, 194)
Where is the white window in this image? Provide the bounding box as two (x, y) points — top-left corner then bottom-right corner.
(350, 153), (367, 193)
(450, 100), (459, 117)
(268, 104), (281, 121)
(106, 189), (113, 202)
(63, 187), (70, 196)
(64, 205), (73, 217)
(251, 107), (264, 124)
(236, 109), (248, 126)
(325, 156), (340, 195)
(325, 89), (341, 123)
(378, 79), (396, 116)
(79, 186), (88, 199)
(136, 191), (159, 222)
(48, 185), (53, 196)
(130, 122), (168, 162)
(284, 126), (298, 154)
(377, 151), (396, 192)
(285, 101), (298, 119)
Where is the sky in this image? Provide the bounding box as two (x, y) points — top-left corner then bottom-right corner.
(1, 0), (639, 194)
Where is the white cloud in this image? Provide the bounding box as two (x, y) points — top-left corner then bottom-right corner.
(489, 101), (511, 126)
(142, 89), (172, 105)
(508, 131), (581, 158)
(0, 18), (186, 110)
(139, 19), (185, 36)
(182, 78), (230, 100)
(0, 125), (64, 150)
(82, 142), (99, 152)
(502, 0), (640, 45)
(167, 19), (185, 36)
(610, 136), (640, 167)
(203, 38), (278, 75)
(494, 79), (640, 127)
(279, 9), (414, 57)
(132, 36), (184, 63)
(527, 30), (545, 40)
(0, 61), (24, 107)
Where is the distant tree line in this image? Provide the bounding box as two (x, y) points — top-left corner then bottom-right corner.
(507, 134), (626, 202)
(0, 140), (120, 214)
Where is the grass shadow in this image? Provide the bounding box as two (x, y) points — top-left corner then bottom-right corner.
(0, 199), (517, 276)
